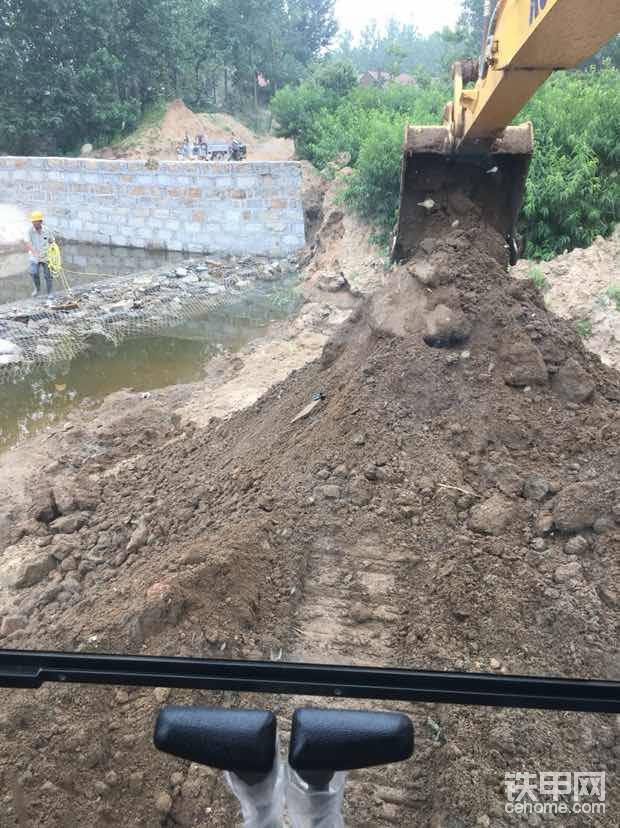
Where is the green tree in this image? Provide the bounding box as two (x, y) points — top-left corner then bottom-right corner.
(312, 60), (358, 96)
(582, 34), (620, 70)
(519, 65), (620, 257)
(438, 0), (483, 77)
(0, 0), (203, 154)
(385, 41), (407, 78)
(333, 18), (451, 77)
(456, 0), (484, 58)
(0, 0), (338, 153)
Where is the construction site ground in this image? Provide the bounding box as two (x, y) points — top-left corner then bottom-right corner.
(0, 166), (619, 827)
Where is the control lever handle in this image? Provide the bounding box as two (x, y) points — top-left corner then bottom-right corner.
(154, 706), (284, 828)
(289, 707), (414, 778)
(286, 708), (414, 827)
(154, 705), (276, 780)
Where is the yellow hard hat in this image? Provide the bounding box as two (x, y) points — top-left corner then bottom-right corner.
(30, 210), (44, 222)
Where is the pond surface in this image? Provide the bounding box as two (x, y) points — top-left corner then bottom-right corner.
(0, 276), (302, 452)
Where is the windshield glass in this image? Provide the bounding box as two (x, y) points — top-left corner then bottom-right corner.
(1, 0), (619, 824)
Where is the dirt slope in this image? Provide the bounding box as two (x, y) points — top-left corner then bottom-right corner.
(195, 112), (257, 145)
(302, 168), (385, 295)
(513, 227), (620, 370)
(97, 99), (293, 162)
(1, 206), (619, 826)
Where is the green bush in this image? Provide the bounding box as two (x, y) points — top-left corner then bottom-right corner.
(341, 113), (405, 237)
(311, 61), (358, 97)
(527, 265), (550, 293)
(519, 65), (620, 258)
(271, 82), (334, 158)
(272, 71), (448, 171)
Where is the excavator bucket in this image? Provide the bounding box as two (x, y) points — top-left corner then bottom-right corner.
(392, 123), (533, 264)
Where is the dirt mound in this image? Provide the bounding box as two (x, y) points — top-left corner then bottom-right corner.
(195, 111), (257, 145)
(97, 100), (294, 161)
(513, 226), (620, 369)
(1, 217), (619, 825)
(298, 161), (327, 247)
(98, 99), (214, 160)
(160, 99), (212, 144)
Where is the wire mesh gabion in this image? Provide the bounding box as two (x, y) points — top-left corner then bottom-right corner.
(0, 262), (295, 384)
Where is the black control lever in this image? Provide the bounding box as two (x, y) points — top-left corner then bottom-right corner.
(154, 706), (284, 827)
(289, 707), (414, 781)
(287, 708), (414, 826)
(154, 705), (276, 783)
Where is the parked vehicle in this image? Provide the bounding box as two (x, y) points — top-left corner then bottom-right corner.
(176, 136), (247, 161)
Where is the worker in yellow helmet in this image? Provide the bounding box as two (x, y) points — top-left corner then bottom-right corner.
(26, 210), (55, 299)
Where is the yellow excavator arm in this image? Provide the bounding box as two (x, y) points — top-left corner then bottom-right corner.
(456, 0), (620, 144)
(393, 0), (620, 262)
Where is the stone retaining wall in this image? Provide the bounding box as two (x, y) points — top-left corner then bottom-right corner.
(0, 157), (305, 256)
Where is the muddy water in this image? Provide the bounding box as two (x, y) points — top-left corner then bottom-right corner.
(0, 242), (184, 304)
(0, 279), (302, 451)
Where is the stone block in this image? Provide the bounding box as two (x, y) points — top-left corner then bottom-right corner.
(237, 176), (258, 189)
(266, 221), (287, 233)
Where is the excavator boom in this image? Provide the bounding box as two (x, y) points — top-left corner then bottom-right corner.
(460, 0), (619, 142)
(393, 0), (620, 262)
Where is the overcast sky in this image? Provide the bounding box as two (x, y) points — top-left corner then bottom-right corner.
(335, 0), (462, 39)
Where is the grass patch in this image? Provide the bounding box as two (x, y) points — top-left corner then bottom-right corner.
(606, 284), (620, 311)
(138, 102), (169, 130)
(105, 102), (168, 150)
(232, 108), (273, 137)
(528, 265), (550, 293)
(203, 114), (234, 135)
(576, 319), (593, 339)
(268, 280), (301, 311)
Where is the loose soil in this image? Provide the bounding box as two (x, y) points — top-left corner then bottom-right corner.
(97, 100), (294, 163)
(0, 198), (619, 827)
(513, 227), (620, 370)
